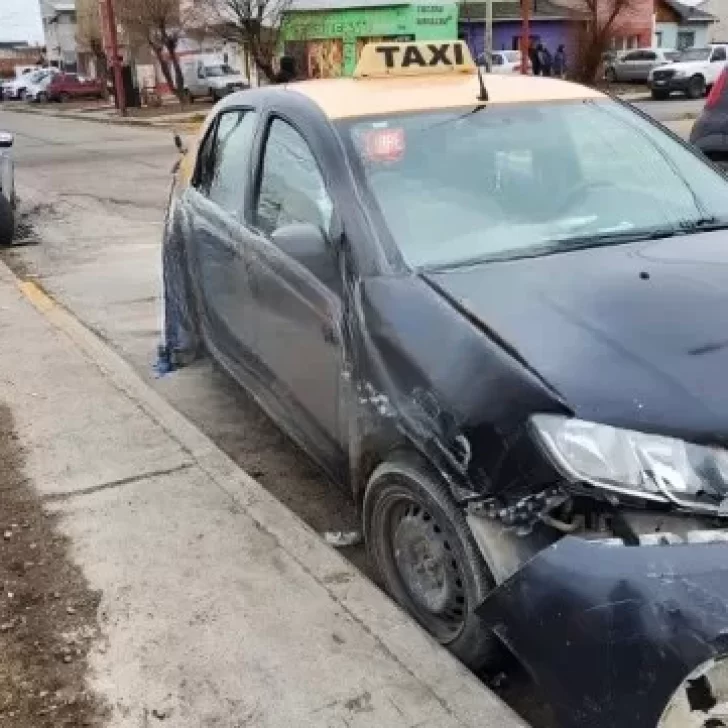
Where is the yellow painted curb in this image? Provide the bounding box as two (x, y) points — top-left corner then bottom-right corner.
(17, 280), (55, 314)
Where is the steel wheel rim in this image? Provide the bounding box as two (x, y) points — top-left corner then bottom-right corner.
(383, 493), (467, 642)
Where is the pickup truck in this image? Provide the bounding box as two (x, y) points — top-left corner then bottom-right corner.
(649, 43), (728, 99)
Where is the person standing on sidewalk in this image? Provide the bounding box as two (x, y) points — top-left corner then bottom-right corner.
(529, 42), (542, 76)
(539, 45), (553, 77)
(554, 45), (567, 78)
(274, 56), (298, 84)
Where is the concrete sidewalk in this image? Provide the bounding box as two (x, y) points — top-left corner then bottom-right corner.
(0, 260), (525, 728)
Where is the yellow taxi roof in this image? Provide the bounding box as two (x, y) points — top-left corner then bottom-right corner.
(292, 73), (605, 121)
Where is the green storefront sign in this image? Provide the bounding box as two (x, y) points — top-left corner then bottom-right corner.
(281, 3), (458, 77)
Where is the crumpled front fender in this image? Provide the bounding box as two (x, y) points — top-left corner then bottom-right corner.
(476, 536), (728, 728)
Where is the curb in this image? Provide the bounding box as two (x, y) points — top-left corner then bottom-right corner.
(0, 261), (526, 728)
(0, 104), (202, 131)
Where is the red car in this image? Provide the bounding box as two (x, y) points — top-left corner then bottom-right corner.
(47, 73), (106, 102)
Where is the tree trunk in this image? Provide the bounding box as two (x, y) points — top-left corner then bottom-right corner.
(152, 46), (176, 99)
(166, 43), (186, 104)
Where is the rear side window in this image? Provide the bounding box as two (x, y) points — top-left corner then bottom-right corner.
(194, 108), (258, 219)
(713, 46), (727, 62)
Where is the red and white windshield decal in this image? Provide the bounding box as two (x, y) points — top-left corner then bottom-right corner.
(361, 127), (406, 162)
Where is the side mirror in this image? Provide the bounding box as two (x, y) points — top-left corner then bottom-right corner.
(0, 133), (13, 148)
(271, 223), (338, 285)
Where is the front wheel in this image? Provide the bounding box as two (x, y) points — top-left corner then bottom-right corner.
(687, 75), (706, 99)
(605, 67), (617, 83)
(363, 455), (499, 670)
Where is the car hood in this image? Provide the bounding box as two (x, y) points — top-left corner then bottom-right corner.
(654, 60), (706, 74)
(423, 232), (728, 444)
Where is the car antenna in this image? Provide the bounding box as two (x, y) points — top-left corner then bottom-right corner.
(476, 62), (489, 102)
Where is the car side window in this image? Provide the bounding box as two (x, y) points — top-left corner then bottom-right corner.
(713, 47), (727, 62)
(194, 108), (258, 218)
(643, 51), (656, 61)
(621, 51), (639, 62)
(254, 118), (333, 238)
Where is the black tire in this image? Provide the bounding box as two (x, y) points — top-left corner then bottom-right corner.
(605, 67), (617, 83)
(59, 91), (70, 103)
(651, 89), (669, 100)
(687, 75), (706, 99)
(37, 92), (48, 103)
(363, 454), (499, 671)
(0, 194), (15, 246)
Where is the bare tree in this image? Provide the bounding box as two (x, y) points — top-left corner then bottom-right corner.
(75, 0), (108, 79)
(190, 0), (293, 83)
(569, 0), (639, 84)
(115, 0), (187, 102)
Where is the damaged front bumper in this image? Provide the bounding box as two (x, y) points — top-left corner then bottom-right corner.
(476, 534), (728, 728)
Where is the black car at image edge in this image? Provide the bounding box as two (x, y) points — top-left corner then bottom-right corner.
(690, 65), (728, 162)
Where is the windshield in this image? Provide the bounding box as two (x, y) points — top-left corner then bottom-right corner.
(205, 64), (235, 77)
(339, 100), (728, 269)
(679, 48), (711, 61)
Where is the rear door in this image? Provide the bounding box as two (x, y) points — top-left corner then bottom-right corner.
(617, 51), (641, 80)
(638, 50), (659, 80)
(185, 107), (259, 356)
(63, 74), (80, 97)
(241, 115), (345, 459)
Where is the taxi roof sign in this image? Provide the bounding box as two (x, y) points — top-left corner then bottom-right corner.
(353, 41), (476, 79)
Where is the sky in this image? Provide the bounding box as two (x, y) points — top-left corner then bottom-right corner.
(0, 0), (44, 44)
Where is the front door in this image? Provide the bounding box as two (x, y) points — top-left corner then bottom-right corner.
(185, 107), (259, 355)
(243, 116), (344, 456)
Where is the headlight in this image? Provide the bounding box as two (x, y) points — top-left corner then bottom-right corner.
(531, 414), (728, 511)
(673, 69), (687, 78)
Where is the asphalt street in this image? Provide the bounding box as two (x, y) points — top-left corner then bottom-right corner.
(631, 95), (705, 122)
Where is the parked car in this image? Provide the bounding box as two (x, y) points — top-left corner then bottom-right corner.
(605, 47), (679, 82)
(649, 43), (728, 99)
(477, 50), (525, 74)
(181, 56), (249, 101)
(0, 132), (15, 245)
(163, 39), (728, 728)
(24, 67), (60, 103)
(2, 68), (43, 100)
(46, 73), (106, 102)
(689, 66), (728, 162)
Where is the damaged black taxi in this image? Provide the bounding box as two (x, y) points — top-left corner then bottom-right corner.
(161, 40), (728, 727)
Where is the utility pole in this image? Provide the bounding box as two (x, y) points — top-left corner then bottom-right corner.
(99, 0), (126, 116)
(520, 0), (530, 74)
(485, 0), (493, 61)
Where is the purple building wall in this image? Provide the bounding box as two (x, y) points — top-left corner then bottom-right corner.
(460, 21), (569, 56)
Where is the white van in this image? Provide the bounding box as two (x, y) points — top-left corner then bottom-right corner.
(181, 56), (249, 101)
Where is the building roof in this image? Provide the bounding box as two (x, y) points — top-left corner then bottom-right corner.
(661, 0), (715, 22)
(291, 73), (602, 119)
(460, 0), (579, 21)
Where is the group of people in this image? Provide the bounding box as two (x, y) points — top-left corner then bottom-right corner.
(528, 43), (567, 78)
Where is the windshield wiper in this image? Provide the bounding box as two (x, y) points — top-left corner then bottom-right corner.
(677, 217), (728, 233)
(428, 226), (682, 272)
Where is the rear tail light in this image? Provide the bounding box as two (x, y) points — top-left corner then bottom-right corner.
(706, 68), (728, 109)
